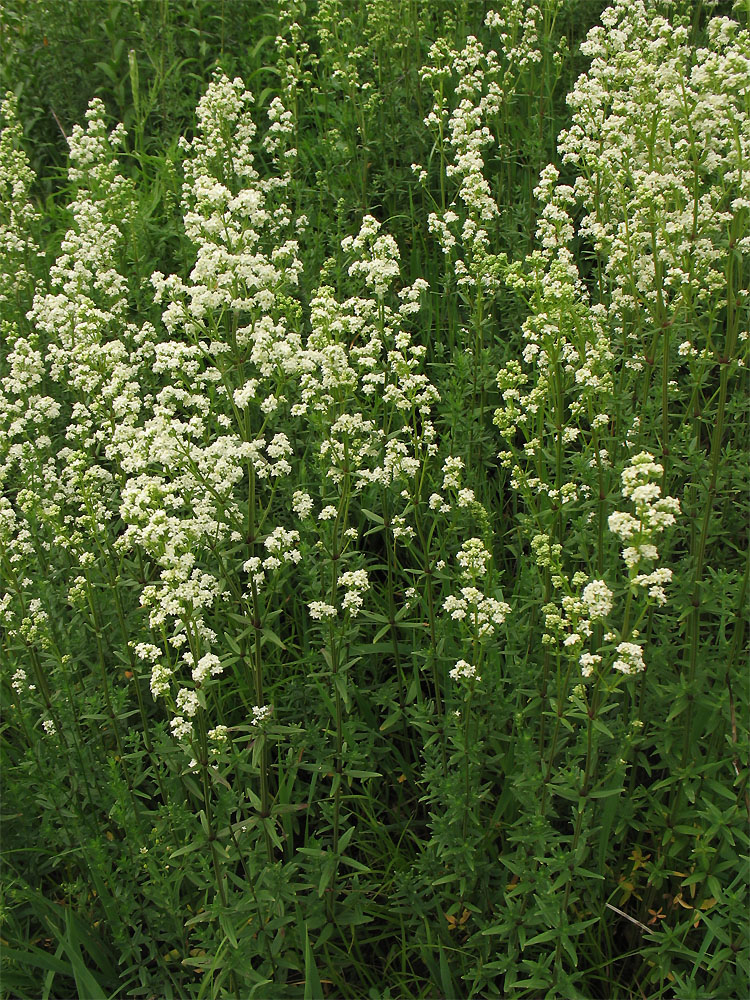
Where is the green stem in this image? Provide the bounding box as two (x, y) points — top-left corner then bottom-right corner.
(683, 238), (740, 767)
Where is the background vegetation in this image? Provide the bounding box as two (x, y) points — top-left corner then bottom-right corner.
(1, 1), (747, 998)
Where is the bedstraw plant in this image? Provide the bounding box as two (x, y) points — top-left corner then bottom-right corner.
(1, 2), (747, 998)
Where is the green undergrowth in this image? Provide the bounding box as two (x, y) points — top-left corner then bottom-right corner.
(0, 2), (748, 998)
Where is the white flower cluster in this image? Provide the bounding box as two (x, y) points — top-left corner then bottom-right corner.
(609, 451), (680, 596)
(612, 642), (646, 676)
(422, 5), (567, 300)
(273, 0), (314, 105)
(155, 74), (302, 342)
(497, 4), (748, 538)
(441, 456), (465, 497)
(455, 537), (491, 579)
(251, 705), (272, 726)
(263, 526), (302, 572)
(302, 236), (438, 506)
(208, 725), (229, 750)
(449, 659), (480, 683)
(579, 652), (602, 679)
(292, 491), (314, 519)
(531, 557), (617, 678)
(320, 412), (381, 487)
(421, 34), (501, 293)
(443, 589), (510, 640)
(309, 601), (337, 621)
(443, 536), (510, 684)
(0, 93), (39, 306)
(342, 215), (400, 298)
(86, 76), (311, 744)
(533, 450), (679, 679)
(24, 97), (136, 479)
(484, 3), (547, 70)
(494, 175), (614, 506)
(0, 70), (450, 752)
(263, 96), (296, 161)
(339, 569), (370, 617)
(295, 215), (442, 611)
(133, 642), (172, 700)
(0, 96), (164, 746)
(170, 716), (193, 741)
(559, 2), (750, 333)
(581, 580), (614, 621)
(189, 652), (223, 686)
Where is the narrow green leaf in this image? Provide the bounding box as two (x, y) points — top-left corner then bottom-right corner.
(304, 925), (324, 1000)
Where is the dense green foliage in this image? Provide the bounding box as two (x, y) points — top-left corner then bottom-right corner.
(1, 2), (748, 998)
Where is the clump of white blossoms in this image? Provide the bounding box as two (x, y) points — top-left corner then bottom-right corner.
(420, 5), (568, 302)
(0, 95), (161, 751)
(609, 452), (680, 604)
(529, 538), (619, 679)
(559, 3), (750, 341)
(449, 659), (480, 683)
(339, 569), (370, 618)
(298, 212), (440, 594)
(456, 537), (491, 578)
(113, 74), (307, 745)
(263, 526), (302, 572)
(581, 580), (614, 621)
(207, 725), (229, 753)
(342, 214), (400, 297)
(539, 450), (680, 681)
(22, 96), (139, 552)
(444, 538), (511, 681)
(422, 32), (500, 294)
(489, 1), (745, 696)
(496, 1), (748, 517)
(188, 652), (223, 686)
(0, 92), (39, 307)
(292, 491), (314, 520)
(493, 161), (615, 514)
(612, 642), (646, 676)
(308, 601), (337, 621)
(251, 705), (273, 726)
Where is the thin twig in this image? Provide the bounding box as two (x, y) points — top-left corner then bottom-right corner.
(50, 107), (67, 140)
(605, 902), (656, 936)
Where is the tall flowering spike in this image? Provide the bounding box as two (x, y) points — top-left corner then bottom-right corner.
(609, 451), (680, 606)
(494, 3), (750, 524)
(443, 536), (511, 666)
(422, 31), (501, 296)
(16, 99), (142, 553)
(303, 215), (438, 502)
(159, 73), (303, 337)
(28, 98), (134, 355)
(342, 215), (401, 298)
(118, 74), (308, 747)
(558, 2), (750, 337)
(0, 92), (39, 309)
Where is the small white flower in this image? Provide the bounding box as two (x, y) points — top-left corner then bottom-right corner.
(579, 652), (601, 677)
(582, 580), (613, 620)
(208, 724), (229, 746)
(192, 652), (222, 684)
(292, 491), (313, 519)
(251, 704), (272, 725)
(170, 716), (192, 740)
(613, 642), (645, 675)
(308, 601), (337, 620)
(449, 659), (480, 682)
